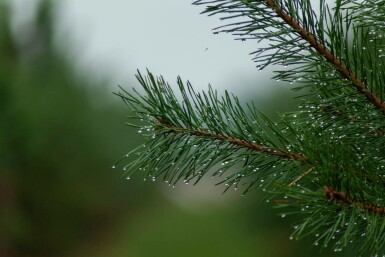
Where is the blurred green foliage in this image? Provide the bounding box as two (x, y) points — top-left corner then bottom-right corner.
(0, 2), (150, 256)
(0, 1), (352, 257)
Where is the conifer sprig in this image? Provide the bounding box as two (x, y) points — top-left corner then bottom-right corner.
(117, 0), (385, 255)
(116, 71), (310, 193)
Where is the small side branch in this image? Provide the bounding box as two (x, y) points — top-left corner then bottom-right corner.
(324, 187), (385, 215)
(263, 0), (385, 114)
(288, 167), (314, 187)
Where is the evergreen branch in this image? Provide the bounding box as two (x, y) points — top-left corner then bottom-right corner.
(119, 1), (385, 255)
(261, 0), (385, 113)
(324, 186), (385, 215)
(195, 0), (385, 114)
(116, 71), (309, 192)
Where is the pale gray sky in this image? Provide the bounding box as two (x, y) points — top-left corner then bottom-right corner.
(10, 0), (334, 97)
(53, 0), (272, 95)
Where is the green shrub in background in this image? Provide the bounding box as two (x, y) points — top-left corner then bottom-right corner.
(0, 2), (148, 256)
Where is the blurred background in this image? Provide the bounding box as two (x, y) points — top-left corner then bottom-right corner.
(0, 0), (349, 256)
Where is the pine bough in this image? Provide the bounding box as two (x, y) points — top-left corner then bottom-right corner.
(115, 0), (385, 255)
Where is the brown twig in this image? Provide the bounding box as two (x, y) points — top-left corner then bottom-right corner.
(263, 0), (385, 114)
(171, 127), (307, 160)
(288, 166), (315, 187)
(156, 119), (310, 162)
(324, 186), (385, 215)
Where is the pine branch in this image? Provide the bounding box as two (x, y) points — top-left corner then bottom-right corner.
(117, 0), (385, 255)
(115, 71), (310, 192)
(262, 0), (385, 113)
